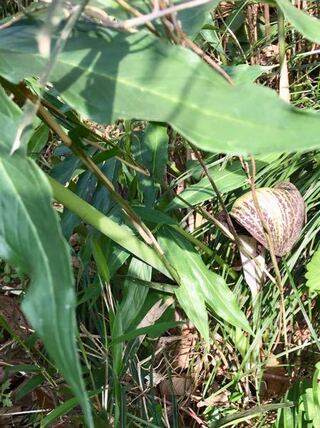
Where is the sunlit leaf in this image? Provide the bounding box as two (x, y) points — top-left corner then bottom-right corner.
(305, 248), (320, 292)
(158, 226), (251, 340)
(1, 19), (320, 154)
(0, 86), (93, 427)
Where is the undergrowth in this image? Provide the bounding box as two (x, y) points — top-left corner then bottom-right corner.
(0, 1), (320, 427)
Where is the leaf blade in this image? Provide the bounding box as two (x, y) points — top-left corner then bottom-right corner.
(306, 248), (320, 292)
(1, 22), (320, 154)
(0, 87), (93, 427)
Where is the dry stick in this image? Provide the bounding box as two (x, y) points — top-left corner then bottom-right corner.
(248, 156), (288, 352)
(180, 33), (234, 85)
(15, 85), (179, 283)
(0, 2), (47, 30)
(189, 143), (239, 241)
(189, 144), (275, 284)
(83, 0), (212, 30)
(39, 98), (149, 176)
(108, 0), (232, 85)
(83, 138), (150, 176)
(115, 0), (213, 29)
(163, 7), (234, 85)
(114, 0), (160, 36)
(11, 3), (84, 155)
(88, 0), (233, 85)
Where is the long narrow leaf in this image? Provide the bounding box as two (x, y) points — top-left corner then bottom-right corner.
(0, 87), (93, 427)
(158, 227), (252, 339)
(48, 176), (171, 277)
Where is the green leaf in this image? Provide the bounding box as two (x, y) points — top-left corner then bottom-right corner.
(27, 122), (49, 159)
(305, 249), (320, 292)
(214, 402), (293, 428)
(91, 238), (110, 283)
(133, 123), (168, 206)
(167, 161), (246, 210)
(275, 0), (320, 44)
(2, 20), (320, 154)
(159, 229), (209, 342)
(175, 0), (220, 36)
(119, 257), (151, 332)
(311, 362), (320, 426)
(0, 85), (25, 155)
(48, 176), (171, 278)
(158, 226), (252, 341)
(223, 64), (273, 84)
(112, 321), (182, 344)
(40, 389), (100, 428)
(140, 123), (168, 183)
(0, 87), (93, 427)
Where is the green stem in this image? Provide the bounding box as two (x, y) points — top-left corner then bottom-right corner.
(278, 8), (286, 68)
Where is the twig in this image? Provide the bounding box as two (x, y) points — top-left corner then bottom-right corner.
(85, 0), (212, 30)
(114, 0), (160, 36)
(0, 3), (47, 30)
(264, 4), (270, 40)
(180, 34), (234, 85)
(7, 81), (179, 284)
(189, 143), (239, 240)
(11, 2), (86, 155)
(188, 144), (275, 284)
(83, 138), (150, 176)
(247, 156), (288, 352)
(38, 97), (149, 175)
(87, 0), (233, 85)
(160, 4), (234, 85)
(0, 13), (24, 30)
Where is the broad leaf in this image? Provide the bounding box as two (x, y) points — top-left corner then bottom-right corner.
(1, 19), (320, 154)
(275, 0), (320, 44)
(306, 248), (320, 292)
(158, 226), (252, 341)
(0, 86), (93, 427)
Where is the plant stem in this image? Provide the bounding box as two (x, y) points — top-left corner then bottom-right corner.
(248, 156), (288, 353)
